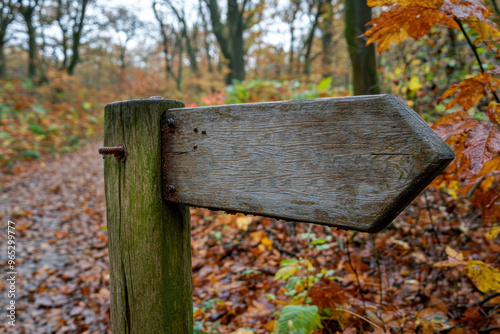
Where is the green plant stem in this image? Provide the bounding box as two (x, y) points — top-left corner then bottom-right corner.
(456, 19), (500, 103)
(346, 237), (366, 310)
(466, 171), (500, 198)
(489, 0), (500, 19)
(338, 308), (384, 333)
(456, 19), (485, 73)
(371, 235), (387, 333)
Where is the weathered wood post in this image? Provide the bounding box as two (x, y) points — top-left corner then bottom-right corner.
(102, 98), (193, 333)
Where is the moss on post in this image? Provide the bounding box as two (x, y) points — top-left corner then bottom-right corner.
(103, 98), (193, 333)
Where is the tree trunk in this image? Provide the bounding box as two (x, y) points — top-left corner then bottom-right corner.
(18, 1), (39, 79)
(303, 0), (325, 77)
(61, 33), (68, 70)
(230, 27), (245, 82)
(225, 0), (245, 83)
(120, 45), (126, 71)
(167, 2), (198, 74)
(66, 34), (80, 75)
(26, 17), (36, 78)
(286, 1), (300, 77)
(103, 98), (193, 334)
(321, 0), (334, 78)
(289, 26), (295, 75)
(199, 13), (213, 73)
(204, 0), (247, 84)
(0, 0), (14, 78)
(0, 41), (5, 77)
(344, 0), (380, 95)
(490, 0), (500, 18)
(67, 0), (88, 75)
(205, 36), (213, 73)
(176, 35), (183, 91)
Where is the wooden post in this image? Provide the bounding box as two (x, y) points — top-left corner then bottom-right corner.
(103, 98), (193, 333)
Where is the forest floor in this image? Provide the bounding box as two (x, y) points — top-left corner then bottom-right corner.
(0, 143), (498, 334)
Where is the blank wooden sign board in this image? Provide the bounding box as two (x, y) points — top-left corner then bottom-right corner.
(162, 94), (454, 233)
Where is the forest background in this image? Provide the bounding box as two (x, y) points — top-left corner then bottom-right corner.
(0, 0), (499, 333)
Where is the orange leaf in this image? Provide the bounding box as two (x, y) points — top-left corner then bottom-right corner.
(364, 2), (458, 53)
(441, 0), (494, 22)
(462, 122), (500, 175)
(482, 193), (500, 225)
(465, 260), (500, 293)
(432, 111), (479, 138)
(438, 73), (500, 110)
(260, 237), (273, 250)
(441, 0), (500, 44)
(466, 20), (500, 45)
(308, 280), (347, 310)
(457, 155), (500, 197)
(366, 0), (499, 53)
(488, 102), (500, 124)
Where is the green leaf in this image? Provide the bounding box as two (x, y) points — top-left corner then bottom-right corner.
(210, 231), (222, 241)
(280, 259), (299, 266)
(22, 78), (34, 89)
(317, 77), (332, 91)
(311, 238), (327, 245)
(265, 293), (276, 300)
(300, 233), (316, 239)
(315, 244), (331, 251)
(202, 298), (219, 310)
(193, 321), (204, 333)
(434, 104), (446, 113)
(33, 104), (47, 115)
(278, 305), (322, 334)
(408, 76), (422, 92)
(82, 102), (92, 110)
(241, 269), (261, 276)
(21, 150), (41, 160)
(48, 124), (59, 133)
(274, 265), (297, 281)
(285, 277), (302, 290)
(28, 123), (47, 135)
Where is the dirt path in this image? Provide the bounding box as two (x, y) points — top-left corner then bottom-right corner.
(0, 143), (282, 334)
(0, 144), (111, 333)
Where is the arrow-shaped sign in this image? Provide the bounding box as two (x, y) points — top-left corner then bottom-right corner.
(161, 95), (454, 233)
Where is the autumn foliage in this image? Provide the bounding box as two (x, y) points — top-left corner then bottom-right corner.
(0, 73), (105, 168)
(364, 0), (500, 53)
(365, 0), (500, 236)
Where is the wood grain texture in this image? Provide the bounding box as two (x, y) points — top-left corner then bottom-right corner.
(162, 95), (454, 233)
(104, 98), (193, 333)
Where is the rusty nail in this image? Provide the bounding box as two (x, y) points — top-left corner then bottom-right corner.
(166, 118), (175, 134)
(193, 145), (198, 149)
(194, 127), (198, 133)
(98, 143), (126, 162)
(167, 185), (176, 193)
(201, 130), (207, 135)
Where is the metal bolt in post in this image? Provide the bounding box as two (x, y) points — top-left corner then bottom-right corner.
(98, 143), (126, 162)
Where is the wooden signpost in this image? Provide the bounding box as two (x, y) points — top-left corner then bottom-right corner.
(101, 95), (454, 333)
